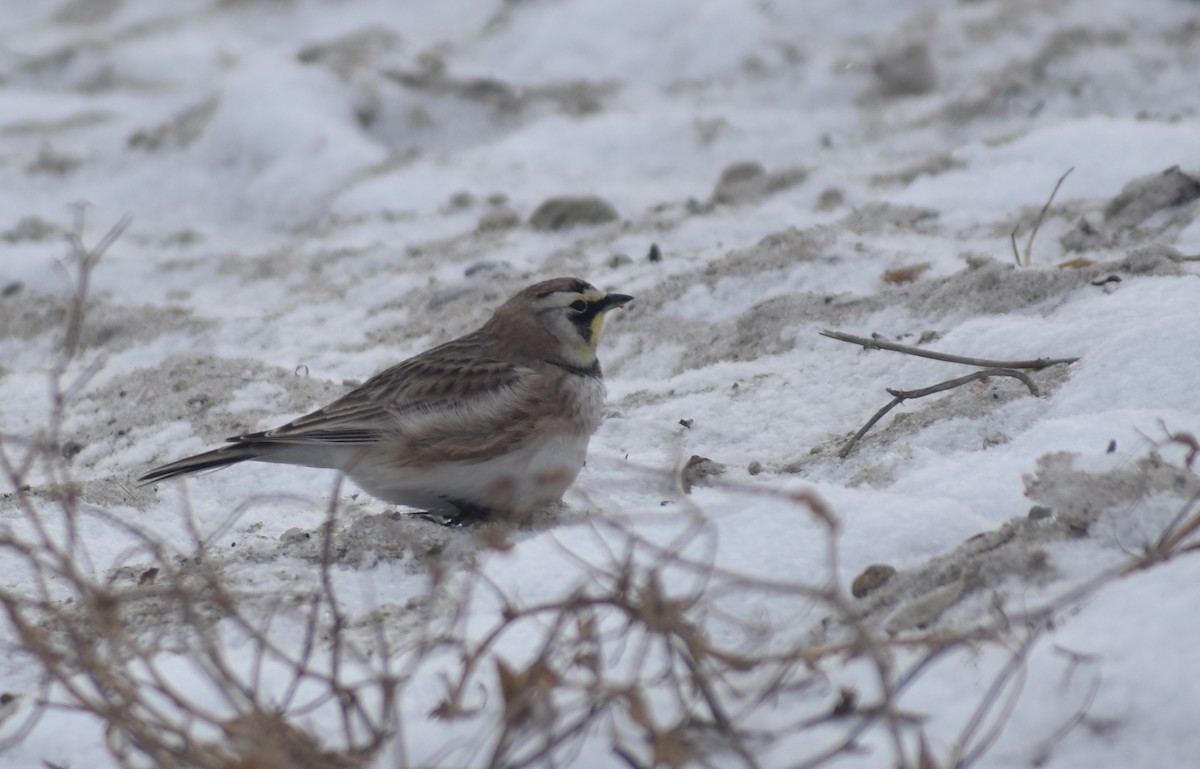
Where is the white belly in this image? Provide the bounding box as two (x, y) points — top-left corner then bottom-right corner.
(349, 431), (592, 517)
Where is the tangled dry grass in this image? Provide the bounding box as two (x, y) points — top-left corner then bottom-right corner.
(2, 218), (1199, 769)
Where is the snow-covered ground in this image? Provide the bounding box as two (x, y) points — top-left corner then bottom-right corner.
(2, 0), (1199, 767)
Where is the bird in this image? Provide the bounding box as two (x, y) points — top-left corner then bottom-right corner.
(139, 277), (633, 524)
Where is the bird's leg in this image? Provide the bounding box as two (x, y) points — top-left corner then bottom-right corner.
(446, 499), (492, 526)
(421, 499), (492, 527)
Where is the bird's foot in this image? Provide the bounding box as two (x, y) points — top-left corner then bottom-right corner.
(420, 500), (492, 527)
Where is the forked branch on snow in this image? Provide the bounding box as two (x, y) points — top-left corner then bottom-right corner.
(820, 330), (1078, 458)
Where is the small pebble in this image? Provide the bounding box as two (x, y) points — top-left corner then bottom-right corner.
(1027, 505), (1052, 521)
(872, 42), (936, 97)
(815, 187), (844, 211)
(528, 195), (618, 231)
(280, 528), (311, 543)
(711, 161), (767, 204)
(681, 455), (724, 493)
(477, 207), (521, 231)
(446, 190), (474, 210)
(851, 564), (896, 598)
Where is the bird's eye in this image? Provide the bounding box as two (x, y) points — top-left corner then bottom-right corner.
(569, 300), (588, 312)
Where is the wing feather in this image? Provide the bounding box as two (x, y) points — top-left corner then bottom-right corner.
(227, 334), (545, 464)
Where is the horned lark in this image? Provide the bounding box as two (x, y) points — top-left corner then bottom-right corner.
(139, 278), (632, 524)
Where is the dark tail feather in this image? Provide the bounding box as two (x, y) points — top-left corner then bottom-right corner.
(138, 444), (275, 485)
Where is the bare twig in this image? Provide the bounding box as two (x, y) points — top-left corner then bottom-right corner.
(1029, 669), (1101, 767)
(839, 369), (1038, 458)
(1011, 167), (1074, 267)
(949, 630), (1038, 769)
(889, 369), (1039, 399)
(820, 330), (1079, 369)
(60, 206), (132, 356)
(1158, 420), (1198, 470)
(1136, 489), (1200, 571)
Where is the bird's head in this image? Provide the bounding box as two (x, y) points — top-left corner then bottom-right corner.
(489, 277), (633, 370)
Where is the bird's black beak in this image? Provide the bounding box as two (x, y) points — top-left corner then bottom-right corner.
(598, 293), (633, 311)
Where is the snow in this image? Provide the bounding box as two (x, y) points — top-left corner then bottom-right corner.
(2, 0), (1200, 767)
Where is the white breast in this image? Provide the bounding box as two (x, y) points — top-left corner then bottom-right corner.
(349, 375), (607, 517)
